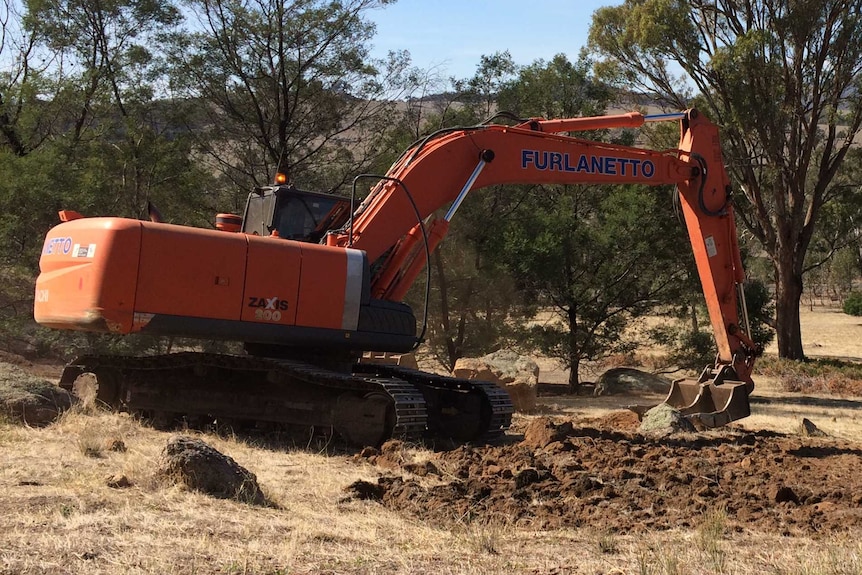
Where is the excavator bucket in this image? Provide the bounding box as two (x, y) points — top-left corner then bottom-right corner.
(661, 378), (751, 428)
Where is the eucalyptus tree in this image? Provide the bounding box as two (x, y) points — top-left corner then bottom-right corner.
(25, 0), (182, 149)
(0, 0), (39, 156)
(589, 0), (862, 359)
(20, 0), (203, 227)
(474, 54), (691, 389)
(0, 0), (210, 268)
(169, 0), (412, 194)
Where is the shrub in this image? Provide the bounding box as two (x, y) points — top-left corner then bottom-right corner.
(743, 279), (775, 348)
(647, 323), (715, 372)
(757, 356), (862, 395)
(843, 291), (862, 316)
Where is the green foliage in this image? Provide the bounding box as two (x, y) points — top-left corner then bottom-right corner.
(169, 0), (406, 191)
(0, 148), (70, 267)
(843, 291), (862, 316)
(491, 183), (689, 386)
(406, 238), (529, 372)
(743, 279), (775, 349)
(589, 0), (862, 359)
(646, 278), (774, 371)
(0, 0), (404, 359)
(647, 322), (715, 372)
(442, 52), (701, 388)
(498, 54), (610, 120)
(463, 51), (518, 118)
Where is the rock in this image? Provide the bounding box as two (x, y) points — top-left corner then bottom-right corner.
(0, 363), (73, 426)
(106, 474), (132, 489)
(453, 349), (538, 412)
(638, 403), (696, 434)
(595, 367), (671, 396)
(157, 436), (266, 505)
(522, 417), (574, 450)
(799, 418), (827, 437)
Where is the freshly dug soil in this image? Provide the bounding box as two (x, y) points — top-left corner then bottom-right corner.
(351, 413), (862, 536)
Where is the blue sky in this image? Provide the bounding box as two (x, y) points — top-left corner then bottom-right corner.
(367, 1), (623, 81)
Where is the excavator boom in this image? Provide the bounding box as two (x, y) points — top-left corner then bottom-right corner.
(328, 108), (757, 427)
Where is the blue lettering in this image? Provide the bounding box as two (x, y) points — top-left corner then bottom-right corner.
(535, 151), (548, 170)
(550, 152), (563, 171)
(43, 237), (74, 255)
(643, 160), (655, 178)
(616, 158), (628, 176)
(577, 155), (589, 172)
(522, 150), (534, 169)
(519, 150), (656, 179)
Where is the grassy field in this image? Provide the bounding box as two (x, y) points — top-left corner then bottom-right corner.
(1, 305), (861, 574)
(3, 409), (862, 574)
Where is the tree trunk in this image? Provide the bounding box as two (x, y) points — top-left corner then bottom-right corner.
(567, 306), (580, 392)
(567, 357), (580, 391)
(433, 251), (456, 371)
(774, 258), (805, 360)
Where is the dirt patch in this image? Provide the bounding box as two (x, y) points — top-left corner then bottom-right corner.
(352, 415), (862, 536)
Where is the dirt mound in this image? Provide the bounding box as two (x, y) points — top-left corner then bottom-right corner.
(353, 414), (862, 535)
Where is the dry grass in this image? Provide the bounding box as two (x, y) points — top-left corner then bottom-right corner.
(0, 410), (860, 574)
(2, 305), (862, 573)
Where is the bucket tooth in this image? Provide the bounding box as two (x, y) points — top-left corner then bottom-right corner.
(663, 378), (750, 428)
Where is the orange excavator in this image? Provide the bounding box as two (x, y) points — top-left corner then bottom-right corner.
(34, 108), (758, 445)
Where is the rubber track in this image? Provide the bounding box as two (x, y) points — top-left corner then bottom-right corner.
(60, 352), (428, 439)
(353, 363), (514, 439)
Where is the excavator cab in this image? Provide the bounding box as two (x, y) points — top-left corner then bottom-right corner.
(241, 185), (350, 243)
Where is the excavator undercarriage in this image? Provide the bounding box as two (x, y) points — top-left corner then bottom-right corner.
(59, 352), (513, 446)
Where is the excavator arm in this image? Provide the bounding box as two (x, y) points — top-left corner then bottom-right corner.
(328, 108), (757, 426)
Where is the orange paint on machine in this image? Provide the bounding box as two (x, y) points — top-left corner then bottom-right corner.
(34, 217), (141, 334)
